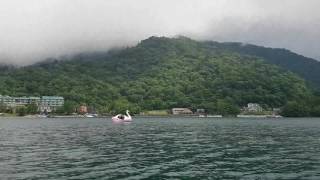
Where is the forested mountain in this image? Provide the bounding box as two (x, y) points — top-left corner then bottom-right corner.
(0, 36), (319, 116)
(207, 41), (320, 88)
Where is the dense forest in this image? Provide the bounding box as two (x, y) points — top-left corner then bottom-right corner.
(208, 41), (320, 89)
(0, 36), (320, 116)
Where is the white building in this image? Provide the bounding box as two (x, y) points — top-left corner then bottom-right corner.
(172, 108), (193, 115)
(247, 103), (263, 112)
(0, 95), (15, 107)
(15, 96), (40, 106)
(39, 96), (64, 113)
(0, 95), (64, 113)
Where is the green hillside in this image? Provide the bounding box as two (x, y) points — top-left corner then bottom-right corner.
(206, 41), (320, 88)
(0, 36), (319, 116)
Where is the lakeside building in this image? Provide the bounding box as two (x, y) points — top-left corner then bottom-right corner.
(15, 97), (41, 106)
(0, 95), (64, 113)
(246, 103), (263, 112)
(0, 95), (15, 107)
(39, 96), (64, 113)
(196, 109), (205, 115)
(172, 108), (193, 115)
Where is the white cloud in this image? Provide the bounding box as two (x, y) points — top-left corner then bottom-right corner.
(0, 0), (319, 65)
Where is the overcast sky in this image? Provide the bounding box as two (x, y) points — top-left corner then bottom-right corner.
(1, 0), (319, 65)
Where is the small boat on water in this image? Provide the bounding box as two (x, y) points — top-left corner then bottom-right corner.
(84, 113), (98, 118)
(37, 114), (48, 118)
(112, 110), (132, 123)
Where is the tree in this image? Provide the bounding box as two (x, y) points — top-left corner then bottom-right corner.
(62, 101), (76, 115)
(310, 106), (320, 117)
(109, 98), (140, 114)
(281, 101), (309, 117)
(216, 99), (240, 116)
(0, 102), (6, 113)
(16, 106), (27, 116)
(200, 102), (217, 114)
(26, 103), (38, 114)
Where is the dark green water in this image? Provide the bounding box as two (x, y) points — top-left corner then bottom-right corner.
(1, 117), (320, 179)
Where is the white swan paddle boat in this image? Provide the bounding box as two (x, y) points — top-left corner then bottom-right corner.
(112, 110), (132, 123)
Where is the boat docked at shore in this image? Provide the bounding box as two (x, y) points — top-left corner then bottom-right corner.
(84, 113), (98, 118)
(237, 114), (283, 118)
(37, 114), (48, 118)
(199, 114), (223, 118)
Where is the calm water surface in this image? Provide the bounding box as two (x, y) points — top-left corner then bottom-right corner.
(1, 117), (320, 179)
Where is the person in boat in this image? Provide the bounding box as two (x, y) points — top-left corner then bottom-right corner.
(119, 114), (124, 120)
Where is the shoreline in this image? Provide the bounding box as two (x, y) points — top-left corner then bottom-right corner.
(1, 114), (317, 119)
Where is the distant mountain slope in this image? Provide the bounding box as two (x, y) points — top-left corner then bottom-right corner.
(205, 41), (320, 88)
(0, 36), (318, 115)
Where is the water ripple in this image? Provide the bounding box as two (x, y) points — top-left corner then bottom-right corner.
(1, 117), (320, 179)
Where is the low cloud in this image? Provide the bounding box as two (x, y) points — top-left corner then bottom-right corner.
(0, 0), (319, 65)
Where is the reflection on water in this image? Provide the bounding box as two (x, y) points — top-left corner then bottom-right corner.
(1, 117), (320, 179)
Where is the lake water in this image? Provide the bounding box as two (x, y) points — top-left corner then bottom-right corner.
(1, 117), (320, 179)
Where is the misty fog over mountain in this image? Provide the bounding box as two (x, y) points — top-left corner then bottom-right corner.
(1, 0), (320, 65)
